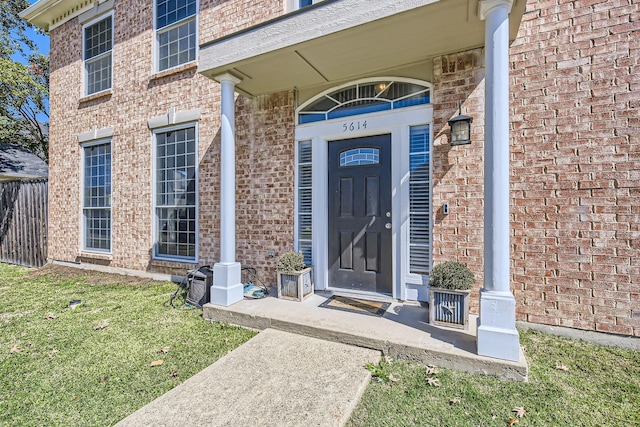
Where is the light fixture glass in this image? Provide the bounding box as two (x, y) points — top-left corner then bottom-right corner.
(448, 102), (473, 145)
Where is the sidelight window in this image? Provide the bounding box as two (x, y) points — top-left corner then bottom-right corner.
(409, 125), (431, 274)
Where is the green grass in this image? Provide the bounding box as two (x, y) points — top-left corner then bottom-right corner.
(349, 329), (640, 427)
(0, 263), (256, 427)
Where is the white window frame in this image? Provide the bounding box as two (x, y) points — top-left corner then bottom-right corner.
(294, 140), (313, 266)
(408, 124), (433, 276)
(81, 139), (113, 254)
(82, 12), (114, 97)
(153, 0), (199, 73)
(151, 122), (199, 262)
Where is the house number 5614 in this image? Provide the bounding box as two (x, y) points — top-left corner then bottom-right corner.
(342, 120), (367, 132)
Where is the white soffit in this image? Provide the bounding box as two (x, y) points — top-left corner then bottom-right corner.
(199, 0), (526, 96)
(20, 0), (104, 32)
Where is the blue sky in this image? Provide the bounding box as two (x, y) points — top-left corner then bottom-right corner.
(29, 0), (50, 55)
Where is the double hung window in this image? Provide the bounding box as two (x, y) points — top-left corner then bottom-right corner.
(83, 15), (113, 95)
(156, 0), (197, 71)
(83, 142), (112, 252)
(154, 126), (198, 260)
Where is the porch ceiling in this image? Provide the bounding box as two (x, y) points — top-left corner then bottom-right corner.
(199, 0), (526, 97)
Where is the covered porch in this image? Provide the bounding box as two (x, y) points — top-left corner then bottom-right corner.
(199, 0), (527, 363)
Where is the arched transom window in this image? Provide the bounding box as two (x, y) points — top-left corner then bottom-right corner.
(298, 79), (430, 124)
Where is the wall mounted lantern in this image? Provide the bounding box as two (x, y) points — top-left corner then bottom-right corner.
(448, 102), (473, 145)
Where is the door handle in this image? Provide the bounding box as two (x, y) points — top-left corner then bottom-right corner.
(385, 222), (392, 230)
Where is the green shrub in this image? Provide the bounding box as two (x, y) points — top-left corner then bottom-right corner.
(277, 251), (306, 273)
(430, 261), (475, 290)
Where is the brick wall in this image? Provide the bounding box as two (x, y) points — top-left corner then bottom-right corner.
(432, 48), (486, 313)
(510, 0), (640, 335)
(47, 0), (294, 279)
(47, 0), (639, 336)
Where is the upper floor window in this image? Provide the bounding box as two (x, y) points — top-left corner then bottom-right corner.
(156, 0), (197, 71)
(83, 15), (113, 95)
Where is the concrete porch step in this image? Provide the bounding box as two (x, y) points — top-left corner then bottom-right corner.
(203, 292), (528, 381)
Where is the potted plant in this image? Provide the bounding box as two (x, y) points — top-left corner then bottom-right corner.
(428, 261), (475, 330)
(276, 251), (313, 302)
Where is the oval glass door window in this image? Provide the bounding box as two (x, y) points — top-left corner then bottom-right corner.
(340, 148), (380, 167)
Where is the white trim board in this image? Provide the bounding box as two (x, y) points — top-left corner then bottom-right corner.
(295, 104), (433, 300)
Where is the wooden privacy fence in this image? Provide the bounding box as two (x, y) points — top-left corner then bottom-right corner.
(0, 180), (48, 267)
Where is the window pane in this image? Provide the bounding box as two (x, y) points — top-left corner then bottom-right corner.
(157, 0), (196, 29)
(409, 125), (430, 275)
(86, 54), (112, 94)
(155, 127), (197, 260)
(83, 142), (112, 251)
(84, 16), (112, 60)
(157, 19), (196, 71)
(339, 148), (379, 167)
(298, 81), (430, 124)
(297, 140), (312, 266)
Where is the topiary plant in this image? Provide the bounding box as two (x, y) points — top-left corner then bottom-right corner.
(276, 251), (306, 274)
(430, 261), (475, 290)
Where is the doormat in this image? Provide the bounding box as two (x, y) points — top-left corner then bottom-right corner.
(319, 295), (390, 317)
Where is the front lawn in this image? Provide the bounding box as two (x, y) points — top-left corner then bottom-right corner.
(0, 263), (255, 427)
(349, 327), (640, 426)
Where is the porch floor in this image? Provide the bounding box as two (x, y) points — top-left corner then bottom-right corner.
(203, 291), (528, 381)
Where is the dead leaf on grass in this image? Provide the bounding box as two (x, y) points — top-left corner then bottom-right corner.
(507, 417), (519, 426)
(170, 371), (179, 378)
(94, 320), (109, 330)
(449, 397), (461, 405)
(10, 344), (21, 354)
(102, 376), (110, 382)
(426, 377), (441, 387)
(388, 374), (399, 382)
(555, 363), (570, 372)
(426, 366), (439, 375)
(44, 313), (57, 320)
(48, 349), (59, 359)
(512, 407), (526, 418)
(150, 359), (164, 367)
(158, 346), (170, 354)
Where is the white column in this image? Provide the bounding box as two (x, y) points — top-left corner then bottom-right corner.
(477, 0), (521, 362)
(211, 73), (244, 307)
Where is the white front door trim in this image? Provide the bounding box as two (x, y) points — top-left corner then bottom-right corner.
(295, 104), (433, 300)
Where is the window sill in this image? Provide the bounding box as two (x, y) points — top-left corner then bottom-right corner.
(149, 62), (198, 82)
(150, 258), (198, 269)
(78, 251), (113, 261)
(79, 90), (112, 104)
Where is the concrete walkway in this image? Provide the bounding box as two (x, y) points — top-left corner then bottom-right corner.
(115, 328), (381, 427)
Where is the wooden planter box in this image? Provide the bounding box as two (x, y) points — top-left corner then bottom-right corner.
(276, 267), (313, 302)
(429, 287), (471, 330)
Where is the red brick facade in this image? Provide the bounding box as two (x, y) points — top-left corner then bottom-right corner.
(510, 0), (640, 336)
(46, 0), (639, 336)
